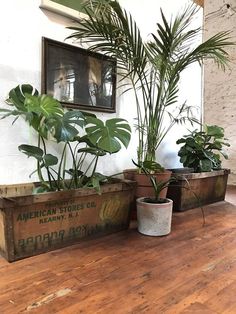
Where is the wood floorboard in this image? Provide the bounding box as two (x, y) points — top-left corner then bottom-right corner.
(0, 188), (236, 313)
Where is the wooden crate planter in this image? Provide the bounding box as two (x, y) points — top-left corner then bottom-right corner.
(0, 179), (135, 262)
(167, 169), (230, 212)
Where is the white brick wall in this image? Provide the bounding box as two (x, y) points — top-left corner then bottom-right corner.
(204, 0), (236, 184)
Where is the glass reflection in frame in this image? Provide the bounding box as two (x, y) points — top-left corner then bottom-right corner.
(42, 37), (116, 113)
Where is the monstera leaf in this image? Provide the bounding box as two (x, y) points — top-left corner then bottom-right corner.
(18, 144), (44, 160)
(23, 94), (64, 138)
(43, 154), (58, 167)
(4, 85), (65, 139)
(52, 110), (85, 142)
(0, 84), (40, 123)
(18, 144), (58, 166)
(85, 117), (131, 153)
(6, 84), (39, 111)
(77, 147), (106, 156)
(25, 94), (63, 118)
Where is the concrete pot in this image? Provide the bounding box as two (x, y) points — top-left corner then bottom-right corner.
(136, 197), (173, 236)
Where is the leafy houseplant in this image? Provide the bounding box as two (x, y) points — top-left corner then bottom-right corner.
(67, 0), (234, 171)
(177, 125), (230, 172)
(1, 84), (131, 193)
(0, 84), (136, 262)
(134, 161), (174, 236)
(133, 161), (174, 203)
(166, 125), (230, 212)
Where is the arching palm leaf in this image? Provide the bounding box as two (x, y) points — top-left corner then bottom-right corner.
(67, 0), (234, 165)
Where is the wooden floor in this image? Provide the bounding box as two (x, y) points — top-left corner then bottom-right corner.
(1, 188), (236, 313)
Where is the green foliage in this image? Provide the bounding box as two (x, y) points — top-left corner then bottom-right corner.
(177, 125), (230, 172)
(51, 110), (85, 142)
(1, 84), (131, 193)
(142, 160), (164, 173)
(133, 160), (174, 202)
(67, 0), (234, 167)
(85, 117), (131, 153)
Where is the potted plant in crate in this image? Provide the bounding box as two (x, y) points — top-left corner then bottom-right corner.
(66, 0), (234, 202)
(133, 161), (175, 236)
(0, 84), (134, 262)
(167, 124), (230, 211)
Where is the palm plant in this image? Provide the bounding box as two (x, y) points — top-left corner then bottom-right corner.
(67, 0), (233, 170)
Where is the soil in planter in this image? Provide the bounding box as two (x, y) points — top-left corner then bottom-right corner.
(143, 197), (169, 204)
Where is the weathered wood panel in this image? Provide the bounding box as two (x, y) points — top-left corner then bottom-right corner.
(0, 211), (6, 253)
(167, 170), (229, 211)
(0, 180), (135, 261)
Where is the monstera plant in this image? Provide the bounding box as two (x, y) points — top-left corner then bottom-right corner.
(1, 84), (131, 193)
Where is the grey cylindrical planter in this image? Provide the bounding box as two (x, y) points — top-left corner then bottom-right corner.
(136, 197), (173, 236)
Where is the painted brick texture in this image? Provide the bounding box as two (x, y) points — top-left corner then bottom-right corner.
(204, 0), (236, 184)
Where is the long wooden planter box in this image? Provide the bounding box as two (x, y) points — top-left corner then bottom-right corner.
(0, 179), (135, 262)
(167, 169), (230, 212)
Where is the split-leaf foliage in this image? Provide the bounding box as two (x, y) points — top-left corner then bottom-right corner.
(1, 84), (131, 193)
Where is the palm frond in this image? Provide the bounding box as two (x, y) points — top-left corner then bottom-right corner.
(67, 1), (235, 165)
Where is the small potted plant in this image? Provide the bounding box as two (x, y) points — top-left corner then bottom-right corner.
(133, 162), (174, 236)
(0, 84), (135, 262)
(167, 125), (230, 211)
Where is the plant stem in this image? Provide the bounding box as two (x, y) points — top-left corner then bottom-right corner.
(68, 142), (78, 187)
(37, 135), (46, 184)
(57, 142), (68, 189)
(41, 136), (53, 190)
(91, 154), (99, 177)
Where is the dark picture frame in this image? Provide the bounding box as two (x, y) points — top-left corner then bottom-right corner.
(42, 37), (117, 113)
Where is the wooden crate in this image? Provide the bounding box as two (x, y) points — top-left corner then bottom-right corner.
(167, 169), (230, 212)
(0, 179), (136, 262)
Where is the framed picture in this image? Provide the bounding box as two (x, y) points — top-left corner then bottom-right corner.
(40, 0), (87, 20)
(42, 37), (117, 113)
